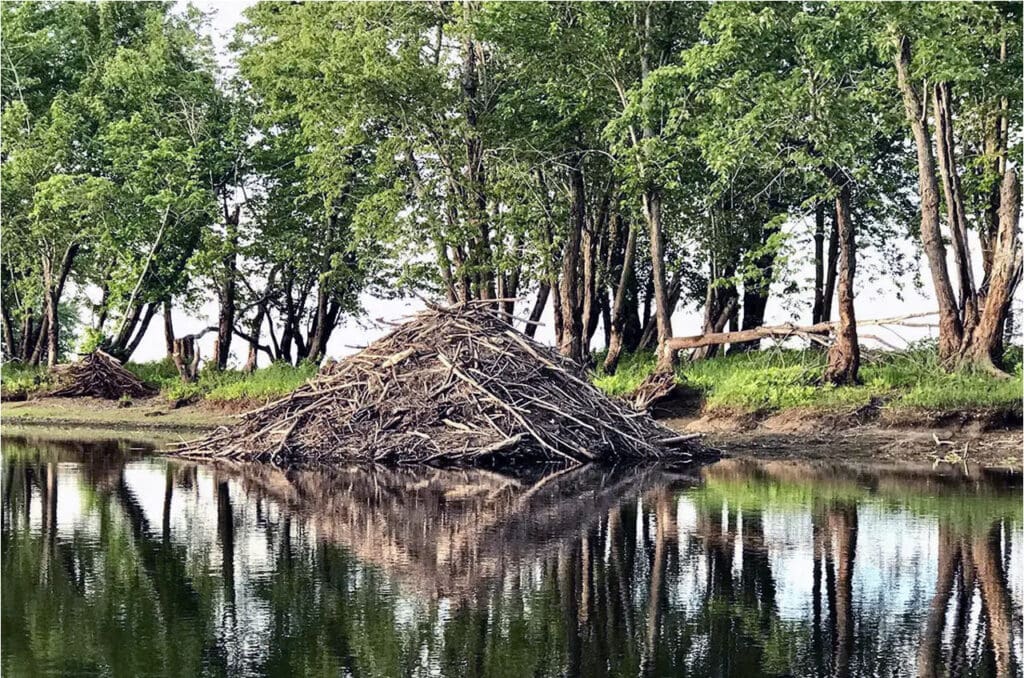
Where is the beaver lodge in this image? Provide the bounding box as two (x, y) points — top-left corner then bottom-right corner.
(175, 303), (703, 467)
(50, 350), (156, 400)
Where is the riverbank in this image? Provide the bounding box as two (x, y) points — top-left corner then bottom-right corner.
(3, 347), (1020, 467)
(4, 395), (1020, 469)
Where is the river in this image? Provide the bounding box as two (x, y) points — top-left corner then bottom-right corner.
(2, 432), (1021, 677)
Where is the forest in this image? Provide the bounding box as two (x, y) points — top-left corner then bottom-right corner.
(2, 1), (1021, 395)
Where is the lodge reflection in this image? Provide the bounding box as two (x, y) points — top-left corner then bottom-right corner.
(2, 436), (1021, 678)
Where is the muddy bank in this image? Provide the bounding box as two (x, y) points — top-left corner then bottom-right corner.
(661, 403), (1022, 469)
(3, 395), (1021, 470)
(1, 395), (235, 432)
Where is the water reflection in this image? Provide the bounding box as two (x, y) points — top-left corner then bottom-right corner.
(2, 435), (1021, 677)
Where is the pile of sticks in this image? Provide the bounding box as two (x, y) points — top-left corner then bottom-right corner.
(174, 303), (703, 467)
(49, 350), (156, 399)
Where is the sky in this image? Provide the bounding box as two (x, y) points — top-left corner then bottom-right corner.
(117, 0), (1016, 366)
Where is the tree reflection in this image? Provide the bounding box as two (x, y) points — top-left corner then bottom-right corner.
(1, 437), (1021, 678)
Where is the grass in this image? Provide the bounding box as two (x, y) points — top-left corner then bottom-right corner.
(2, 356), (316, 404)
(5, 344), (1020, 417)
(122, 358), (317, 402)
(593, 345), (1024, 414)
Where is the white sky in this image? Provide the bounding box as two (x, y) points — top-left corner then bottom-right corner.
(117, 1), (1018, 366)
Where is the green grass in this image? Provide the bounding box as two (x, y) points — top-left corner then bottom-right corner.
(203, 361), (317, 401)
(4, 355), (319, 404)
(124, 358), (317, 402)
(592, 345), (1023, 414)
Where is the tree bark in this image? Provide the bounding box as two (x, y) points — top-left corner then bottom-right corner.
(961, 168), (1021, 375)
(524, 281), (549, 339)
(895, 35), (963, 362)
(822, 177), (859, 385)
(42, 243), (79, 367)
(41, 259), (58, 368)
(933, 82), (978, 331)
(1, 305), (15, 359)
(214, 205), (240, 370)
(172, 336), (200, 383)
(822, 207), (839, 322)
(242, 301), (268, 374)
(559, 155), (586, 364)
(28, 315), (48, 366)
(604, 218), (639, 375)
(644, 189), (674, 372)
(812, 201), (826, 324)
(163, 300), (175, 358)
(731, 238), (776, 353)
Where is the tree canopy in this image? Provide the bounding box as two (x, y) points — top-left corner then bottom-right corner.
(2, 1), (1020, 383)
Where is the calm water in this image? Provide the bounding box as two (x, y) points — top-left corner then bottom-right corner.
(2, 434), (1022, 678)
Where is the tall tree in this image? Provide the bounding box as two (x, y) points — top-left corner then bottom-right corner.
(887, 3), (1022, 373)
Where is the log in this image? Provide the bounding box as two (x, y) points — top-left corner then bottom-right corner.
(664, 312), (939, 352)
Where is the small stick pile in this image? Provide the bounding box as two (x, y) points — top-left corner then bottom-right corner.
(49, 350), (156, 400)
(174, 303), (702, 466)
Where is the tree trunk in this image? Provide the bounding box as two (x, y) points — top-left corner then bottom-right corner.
(28, 315), (48, 367)
(121, 303), (159, 361)
(689, 291), (737, 361)
(644, 189), (674, 372)
(812, 201), (826, 324)
(242, 302), (267, 374)
(214, 206), (240, 371)
(961, 168), (1021, 375)
(524, 282), (549, 339)
(894, 35), (963, 363)
(823, 178), (859, 385)
(163, 300), (175, 358)
(731, 239), (775, 353)
(1, 305), (15, 359)
(822, 207), (840, 322)
(933, 82), (978, 331)
(19, 315), (34, 364)
(172, 336), (200, 383)
(41, 259), (58, 368)
(604, 218), (639, 375)
(559, 155), (586, 364)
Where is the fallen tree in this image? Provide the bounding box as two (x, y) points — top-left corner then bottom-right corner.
(664, 312), (939, 352)
(628, 312), (941, 411)
(174, 302), (706, 467)
(49, 350), (156, 400)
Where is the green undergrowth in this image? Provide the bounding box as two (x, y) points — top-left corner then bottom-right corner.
(123, 358), (317, 402)
(1, 358), (316, 404)
(0, 363), (52, 395)
(592, 345), (1024, 414)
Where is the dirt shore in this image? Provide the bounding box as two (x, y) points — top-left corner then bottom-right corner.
(2, 395), (1021, 469)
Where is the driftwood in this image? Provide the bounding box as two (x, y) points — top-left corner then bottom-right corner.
(49, 350), (156, 400)
(173, 302), (705, 467)
(664, 312), (939, 352)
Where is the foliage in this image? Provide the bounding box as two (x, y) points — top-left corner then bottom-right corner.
(0, 362), (51, 394)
